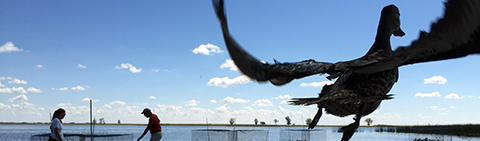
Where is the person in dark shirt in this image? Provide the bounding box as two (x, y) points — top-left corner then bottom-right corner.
(137, 108), (162, 141)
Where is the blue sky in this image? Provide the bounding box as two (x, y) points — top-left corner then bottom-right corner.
(1, 0), (479, 125)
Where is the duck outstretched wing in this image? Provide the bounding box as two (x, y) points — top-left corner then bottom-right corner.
(351, 0), (480, 73)
(213, 0), (340, 86)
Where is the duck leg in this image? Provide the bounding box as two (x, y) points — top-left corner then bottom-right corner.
(309, 107), (323, 129)
(340, 103), (366, 141)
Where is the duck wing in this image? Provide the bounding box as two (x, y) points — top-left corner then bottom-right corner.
(351, 0), (480, 74)
(213, 0), (340, 86)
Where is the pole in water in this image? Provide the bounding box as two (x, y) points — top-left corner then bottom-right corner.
(206, 118), (210, 141)
(90, 99), (93, 140)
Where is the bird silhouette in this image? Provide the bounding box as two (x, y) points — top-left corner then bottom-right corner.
(212, 0), (480, 140)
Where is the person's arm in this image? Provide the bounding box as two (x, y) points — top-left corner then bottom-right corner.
(137, 124), (151, 141)
(54, 127), (63, 141)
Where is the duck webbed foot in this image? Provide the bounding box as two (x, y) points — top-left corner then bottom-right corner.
(309, 108), (323, 129)
(340, 103), (366, 141)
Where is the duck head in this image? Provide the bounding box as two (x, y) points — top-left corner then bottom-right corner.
(380, 5), (405, 37)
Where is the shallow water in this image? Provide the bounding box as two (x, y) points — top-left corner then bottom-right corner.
(1, 124), (479, 141)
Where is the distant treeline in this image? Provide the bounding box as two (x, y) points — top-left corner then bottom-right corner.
(375, 124), (480, 137)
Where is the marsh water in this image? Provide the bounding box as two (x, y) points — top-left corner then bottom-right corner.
(1, 124), (479, 141)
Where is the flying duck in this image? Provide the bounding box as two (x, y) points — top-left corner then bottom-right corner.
(212, 0), (480, 140)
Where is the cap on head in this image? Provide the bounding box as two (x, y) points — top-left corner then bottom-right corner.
(141, 108), (151, 114)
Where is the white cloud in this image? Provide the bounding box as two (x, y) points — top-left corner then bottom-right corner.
(81, 98), (99, 102)
(252, 99), (274, 107)
(192, 43), (223, 55)
(0, 42), (23, 53)
(78, 64), (86, 68)
(8, 79), (27, 84)
(115, 63), (142, 73)
(214, 105), (229, 113)
(52, 87), (68, 91)
(208, 75), (251, 88)
(1, 87), (40, 93)
(445, 93), (462, 99)
(0, 88), (12, 93)
(0, 81), (5, 87)
(185, 100), (199, 107)
(104, 101), (126, 108)
(0, 76), (13, 80)
(210, 100), (217, 103)
(300, 81), (334, 87)
(467, 96), (473, 98)
(223, 96), (250, 104)
(26, 87), (41, 93)
(82, 98), (99, 102)
(35, 65), (43, 68)
(280, 101), (289, 105)
(414, 92), (441, 97)
(428, 106), (438, 109)
(7, 94), (29, 102)
(220, 59), (239, 71)
(424, 76), (447, 84)
(71, 86), (86, 91)
(12, 87), (27, 93)
(149, 96), (156, 99)
(272, 94), (292, 99)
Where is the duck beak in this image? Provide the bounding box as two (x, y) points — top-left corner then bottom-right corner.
(393, 27), (405, 37)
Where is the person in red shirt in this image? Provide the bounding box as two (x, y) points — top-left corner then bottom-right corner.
(137, 108), (162, 141)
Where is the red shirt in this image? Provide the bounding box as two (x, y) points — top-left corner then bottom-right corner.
(148, 114), (162, 133)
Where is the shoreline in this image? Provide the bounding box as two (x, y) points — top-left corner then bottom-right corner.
(1, 122), (478, 127)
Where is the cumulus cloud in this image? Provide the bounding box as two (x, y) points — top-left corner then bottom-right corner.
(0, 81), (5, 87)
(149, 96), (156, 99)
(0, 88), (12, 93)
(78, 64), (86, 68)
(445, 93), (462, 99)
(185, 100), (199, 106)
(7, 94), (29, 102)
(115, 63), (142, 73)
(8, 79), (27, 84)
(252, 99), (274, 107)
(300, 81), (335, 87)
(223, 96), (249, 104)
(104, 101), (126, 108)
(220, 59), (239, 71)
(52, 87), (68, 91)
(0, 42), (23, 53)
(35, 65), (43, 68)
(424, 76), (447, 84)
(214, 105), (229, 113)
(71, 86), (86, 91)
(414, 92), (441, 97)
(192, 43), (223, 55)
(82, 97), (100, 102)
(208, 75), (251, 88)
(280, 101), (289, 105)
(272, 94), (292, 100)
(210, 100), (217, 103)
(26, 87), (41, 93)
(0, 76), (12, 80)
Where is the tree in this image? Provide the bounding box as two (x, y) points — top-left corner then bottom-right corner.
(260, 121), (266, 125)
(92, 118), (97, 124)
(285, 116), (291, 125)
(365, 118), (373, 126)
(305, 118), (312, 125)
(117, 120), (121, 124)
(254, 118), (259, 125)
(273, 119), (279, 125)
(229, 118), (235, 125)
(99, 118), (105, 124)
